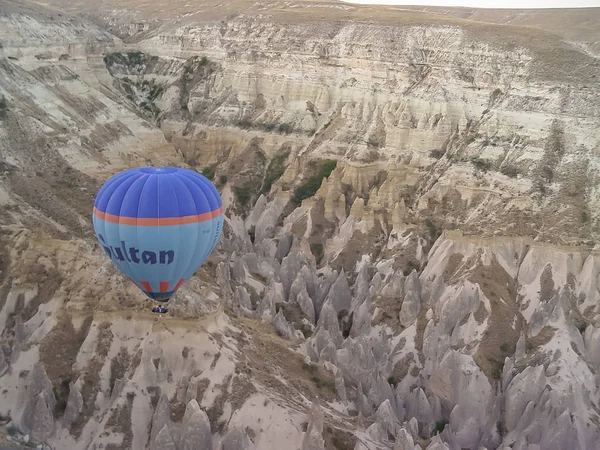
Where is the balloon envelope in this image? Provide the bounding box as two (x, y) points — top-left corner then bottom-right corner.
(92, 166), (224, 302)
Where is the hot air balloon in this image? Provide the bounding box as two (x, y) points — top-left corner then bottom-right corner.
(92, 166), (224, 305)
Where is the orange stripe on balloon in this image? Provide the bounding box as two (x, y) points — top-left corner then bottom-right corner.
(93, 206), (223, 226)
(141, 281), (152, 292)
(159, 281), (170, 293)
(174, 278), (185, 291)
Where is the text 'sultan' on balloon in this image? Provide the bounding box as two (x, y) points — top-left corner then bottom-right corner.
(92, 166), (224, 302)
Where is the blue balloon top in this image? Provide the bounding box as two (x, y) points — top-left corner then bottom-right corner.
(93, 166), (222, 222)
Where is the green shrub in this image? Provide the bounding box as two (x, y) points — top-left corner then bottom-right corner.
(103, 51), (155, 69)
(126, 51), (144, 65)
(403, 260), (420, 276)
(261, 151), (289, 195)
(367, 137), (380, 148)
(234, 186), (252, 206)
(429, 149), (445, 159)
(278, 123), (294, 134)
(148, 84), (164, 101)
(292, 159), (337, 205)
(425, 218), (439, 239)
(261, 122), (277, 132)
(500, 165), (519, 178)
(311, 376), (322, 388)
(435, 419), (449, 434)
(581, 211), (589, 223)
(471, 157), (492, 172)
(0, 95), (7, 119)
(310, 242), (324, 264)
(466, 133), (478, 145)
(237, 119), (253, 129)
(201, 166), (215, 181)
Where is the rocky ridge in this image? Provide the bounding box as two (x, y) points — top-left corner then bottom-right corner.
(0, 1), (599, 449)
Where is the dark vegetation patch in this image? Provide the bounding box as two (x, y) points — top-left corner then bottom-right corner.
(434, 419), (449, 435)
(210, 352), (221, 369)
(275, 301), (313, 338)
(182, 346), (190, 359)
(290, 214), (308, 237)
(47, 165), (99, 231)
(429, 149), (445, 159)
(260, 147), (290, 195)
(500, 164), (520, 178)
(193, 378), (211, 404)
(128, 348), (142, 379)
(110, 347), (131, 396)
(331, 220), (385, 273)
(103, 52), (214, 124)
(229, 138), (268, 213)
(533, 119), (565, 195)
(424, 218), (441, 241)
(147, 386), (161, 409)
(236, 120), (296, 135)
(310, 242), (324, 265)
(276, 157), (339, 224)
(22, 263), (62, 321)
(9, 172), (95, 238)
(442, 253), (464, 282)
(177, 55), (214, 120)
(471, 256), (524, 381)
(0, 258), (63, 357)
(169, 391), (187, 423)
(539, 264), (556, 303)
(304, 363), (337, 394)
(323, 425), (357, 450)
(232, 318), (338, 404)
(470, 157), (493, 172)
(413, 307), (432, 368)
(201, 166), (215, 181)
(103, 51), (158, 73)
(70, 322), (114, 438)
(0, 231), (11, 313)
(39, 314), (93, 418)
(388, 353), (415, 387)
(291, 159), (337, 206)
(205, 374), (232, 434)
(105, 392), (135, 450)
(233, 185), (254, 207)
(118, 77), (164, 119)
(230, 375), (258, 411)
(305, 200), (337, 268)
(526, 325), (556, 351)
(553, 156), (592, 238)
(0, 95), (8, 119)
(378, 231), (421, 276)
(373, 285), (405, 331)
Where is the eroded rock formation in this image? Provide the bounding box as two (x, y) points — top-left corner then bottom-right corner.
(0, 1), (599, 449)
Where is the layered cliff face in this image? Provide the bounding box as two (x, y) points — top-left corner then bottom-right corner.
(1, 1), (599, 449)
(99, 10), (600, 245)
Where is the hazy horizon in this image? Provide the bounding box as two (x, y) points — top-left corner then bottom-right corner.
(340, 0), (600, 9)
